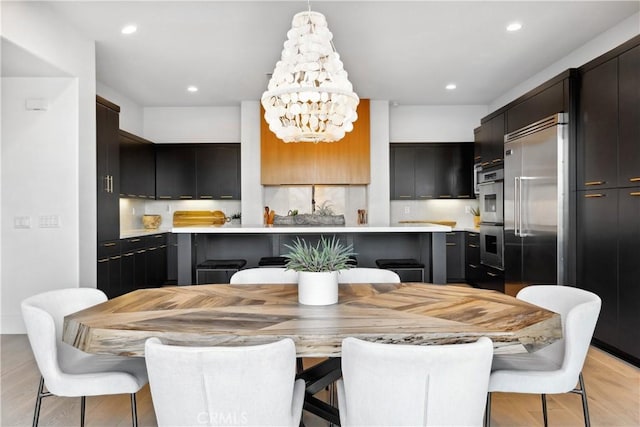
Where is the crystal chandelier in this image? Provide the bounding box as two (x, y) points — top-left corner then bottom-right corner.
(261, 9), (359, 143)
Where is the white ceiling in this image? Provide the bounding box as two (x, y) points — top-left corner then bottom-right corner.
(33, 1), (640, 106)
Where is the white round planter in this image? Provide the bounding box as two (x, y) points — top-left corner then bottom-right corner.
(297, 271), (339, 305)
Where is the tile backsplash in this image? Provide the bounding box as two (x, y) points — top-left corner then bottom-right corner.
(390, 199), (480, 229)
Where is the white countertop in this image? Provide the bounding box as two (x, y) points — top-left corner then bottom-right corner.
(170, 223), (452, 234)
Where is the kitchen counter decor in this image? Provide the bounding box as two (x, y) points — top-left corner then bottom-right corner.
(284, 236), (355, 305)
(273, 213), (345, 226)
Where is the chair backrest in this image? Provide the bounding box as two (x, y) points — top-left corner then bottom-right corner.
(145, 337), (303, 427)
(338, 336), (493, 426)
(21, 288), (108, 394)
(516, 285), (601, 384)
(337, 268), (401, 284)
(230, 267), (298, 284)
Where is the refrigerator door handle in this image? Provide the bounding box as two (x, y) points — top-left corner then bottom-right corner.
(514, 176), (520, 237)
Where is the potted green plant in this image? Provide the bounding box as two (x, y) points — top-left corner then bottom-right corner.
(284, 236), (355, 305)
(470, 206), (481, 228)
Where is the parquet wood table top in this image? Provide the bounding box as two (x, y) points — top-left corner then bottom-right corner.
(63, 283), (562, 357)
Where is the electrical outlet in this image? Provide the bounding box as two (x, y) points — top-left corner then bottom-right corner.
(465, 205), (471, 214)
(404, 206), (410, 214)
(132, 207), (136, 215)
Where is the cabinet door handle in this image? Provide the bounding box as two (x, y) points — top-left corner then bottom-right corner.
(109, 175), (114, 193)
(468, 233), (477, 237)
(418, 195), (433, 199)
(481, 162), (490, 167)
(98, 258), (109, 263)
(104, 176), (110, 193)
(630, 177), (640, 183)
(220, 195), (233, 199)
(123, 252), (134, 257)
(446, 243), (456, 246)
(487, 271), (498, 277)
(129, 238), (141, 242)
(199, 195), (213, 199)
(468, 244), (479, 248)
(468, 264), (478, 269)
(438, 195), (452, 198)
(158, 196), (172, 199)
(148, 247), (158, 251)
(491, 159), (502, 163)
(584, 193), (605, 198)
(584, 181), (605, 186)
(103, 242), (116, 247)
(110, 255), (121, 260)
(136, 249), (147, 254)
(179, 195), (193, 199)
(398, 195), (412, 199)
(458, 195), (471, 198)
(630, 192), (640, 197)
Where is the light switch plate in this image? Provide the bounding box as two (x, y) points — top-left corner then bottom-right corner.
(14, 216), (31, 229)
(39, 215), (60, 228)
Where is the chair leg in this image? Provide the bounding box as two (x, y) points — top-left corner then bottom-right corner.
(541, 394), (548, 427)
(484, 392), (491, 427)
(130, 393), (138, 427)
(32, 376), (50, 427)
(80, 396), (86, 427)
(570, 372), (591, 427)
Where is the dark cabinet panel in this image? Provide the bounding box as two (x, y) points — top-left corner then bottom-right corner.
(196, 144), (241, 200)
(391, 146), (415, 200)
(97, 240), (121, 299)
(475, 114), (504, 170)
(145, 234), (168, 288)
(506, 81), (564, 134)
(617, 188), (640, 358)
(477, 266), (504, 293)
(390, 143), (474, 200)
(120, 131), (155, 199)
(618, 45), (640, 187)
(577, 190), (618, 344)
(446, 232), (465, 282)
(96, 98), (120, 242)
(155, 144), (197, 200)
(465, 232), (482, 286)
(577, 58), (618, 190)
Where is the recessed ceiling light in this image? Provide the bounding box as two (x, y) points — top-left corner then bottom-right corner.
(187, 86), (198, 93)
(506, 22), (523, 32)
(445, 84), (457, 90)
(121, 25), (137, 35)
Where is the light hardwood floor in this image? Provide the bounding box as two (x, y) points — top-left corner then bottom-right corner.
(2, 334), (638, 426)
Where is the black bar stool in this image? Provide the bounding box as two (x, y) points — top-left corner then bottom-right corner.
(258, 256), (288, 267)
(375, 258), (425, 282)
(195, 259), (247, 284)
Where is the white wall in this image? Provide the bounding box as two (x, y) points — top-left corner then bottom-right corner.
(96, 82), (144, 135)
(491, 11), (640, 111)
(1, 78), (79, 332)
(144, 106), (240, 143)
(390, 105), (488, 142)
(1, 2), (95, 333)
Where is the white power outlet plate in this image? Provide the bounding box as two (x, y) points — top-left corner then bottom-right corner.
(465, 205), (472, 214)
(404, 206), (410, 214)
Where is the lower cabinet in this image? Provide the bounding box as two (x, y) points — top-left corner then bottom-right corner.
(98, 233), (169, 298)
(577, 188), (640, 364)
(446, 232), (465, 282)
(465, 231), (504, 292)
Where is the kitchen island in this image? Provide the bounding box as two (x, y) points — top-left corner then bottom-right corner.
(172, 223), (451, 285)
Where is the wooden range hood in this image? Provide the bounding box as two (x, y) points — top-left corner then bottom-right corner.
(261, 99), (370, 185)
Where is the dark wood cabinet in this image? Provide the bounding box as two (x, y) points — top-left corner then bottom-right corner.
(97, 240), (121, 299)
(618, 45), (640, 187)
(577, 58), (618, 190)
(506, 81), (565, 134)
(155, 144), (197, 200)
(145, 234), (168, 288)
(618, 188), (640, 359)
(196, 144), (241, 200)
(390, 143), (474, 200)
(475, 114), (504, 170)
(446, 232), (465, 282)
(96, 97), (120, 242)
(155, 143), (241, 200)
(576, 190), (619, 346)
(465, 231), (482, 286)
(120, 130), (155, 199)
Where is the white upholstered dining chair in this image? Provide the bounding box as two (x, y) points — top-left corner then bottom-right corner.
(485, 285), (601, 427)
(230, 267), (298, 284)
(337, 267), (400, 284)
(144, 337), (305, 427)
(337, 336), (494, 427)
(21, 288), (148, 427)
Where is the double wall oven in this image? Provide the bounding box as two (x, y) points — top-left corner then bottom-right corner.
(477, 168), (504, 271)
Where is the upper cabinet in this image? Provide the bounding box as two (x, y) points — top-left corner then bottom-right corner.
(196, 144), (241, 200)
(155, 143), (241, 200)
(120, 130), (155, 199)
(261, 99), (370, 185)
(474, 113), (504, 170)
(96, 96), (120, 242)
(390, 143), (474, 200)
(578, 42), (640, 190)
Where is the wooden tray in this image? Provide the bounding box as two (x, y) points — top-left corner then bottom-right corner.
(173, 210), (227, 226)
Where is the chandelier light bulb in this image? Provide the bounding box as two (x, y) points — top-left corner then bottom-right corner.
(261, 10), (359, 143)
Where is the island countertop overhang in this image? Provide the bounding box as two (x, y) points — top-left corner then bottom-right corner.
(171, 223), (452, 234)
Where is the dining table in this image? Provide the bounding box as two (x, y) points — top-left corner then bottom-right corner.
(63, 282), (562, 425)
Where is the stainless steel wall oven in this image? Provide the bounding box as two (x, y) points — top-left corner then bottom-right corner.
(478, 168), (504, 270)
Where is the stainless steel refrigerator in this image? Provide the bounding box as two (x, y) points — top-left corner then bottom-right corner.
(503, 113), (569, 288)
